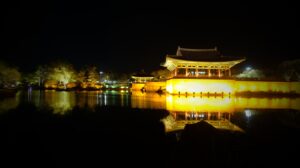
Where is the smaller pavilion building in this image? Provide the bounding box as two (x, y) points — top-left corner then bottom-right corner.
(131, 72), (155, 91)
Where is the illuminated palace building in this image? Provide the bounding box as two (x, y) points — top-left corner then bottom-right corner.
(159, 46), (300, 96)
(163, 47), (245, 79)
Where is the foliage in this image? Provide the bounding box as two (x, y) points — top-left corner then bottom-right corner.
(77, 66), (100, 83)
(23, 65), (48, 86)
(279, 59), (300, 81)
(236, 68), (265, 79)
(47, 63), (76, 86)
(0, 61), (21, 87)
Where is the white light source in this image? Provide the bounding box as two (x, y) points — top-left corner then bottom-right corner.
(245, 109), (252, 118)
(246, 66), (252, 71)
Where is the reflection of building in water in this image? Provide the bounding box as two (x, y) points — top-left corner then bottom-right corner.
(131, 92), (300, 133)
(166, 96), (300, 112)
(19, 90), (300, 115)
(131, 92), (300, 112)
(160, 95), (300, 132)
(235, 97), (300, 110)
(131, 91), (166, 110)
(167, 96), (235, 113)
(161, 112), (244, 133)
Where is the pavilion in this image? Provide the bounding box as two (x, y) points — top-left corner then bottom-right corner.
(162, 46), (245, 78)
(131, 74), (154, 83)
(161, 46), (246, 95)
(131, 46), (300, 95)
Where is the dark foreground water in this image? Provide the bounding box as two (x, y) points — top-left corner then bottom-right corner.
(1, 90), (300, 167)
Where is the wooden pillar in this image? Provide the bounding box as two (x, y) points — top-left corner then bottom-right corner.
(228, 68), (231, 77)
(208, 69), (211, 77)
(185, 68), (188, 77)
(196, 69), (199, 77)
(218, 69), (221, 77)
(174, 68), (177, 77)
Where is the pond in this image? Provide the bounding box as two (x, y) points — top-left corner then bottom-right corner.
(0, 90), (300, 167)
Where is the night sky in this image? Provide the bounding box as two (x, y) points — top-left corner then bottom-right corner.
(2, 1), (299, 73)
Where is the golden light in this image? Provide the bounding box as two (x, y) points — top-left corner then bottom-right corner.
(165, 79), (300, 95)
(166, 95), (235, 113)
(166, 79), (235, 95)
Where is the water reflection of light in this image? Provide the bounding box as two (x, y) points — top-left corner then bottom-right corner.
(0, 91), (20, 113)
(164, 96), (300, 113)
(161, 114), (176, 131)
(104, 94), (107, 106)
(162, 112), (244, 133)
(166, 95), (235, 113)
(245, 109), (252, 118)
(131, 92), (166, 110)
(4, 90), (300, 116)
(43, 91), (76, 115)
(27, 87), (32, 101)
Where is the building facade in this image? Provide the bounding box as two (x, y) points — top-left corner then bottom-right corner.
(162, 47), (300, 95)
(162, 46), (245, 79)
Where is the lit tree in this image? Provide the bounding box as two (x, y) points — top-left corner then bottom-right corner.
(77, 66), (100, 83)
(86, 66), (100, 83)
(77, 70), (86, 83)
(236, 67), (265, 79)
(22, 73), (38, 86)
(279, 59), (300, 81)
(48, 63), (76, 88)
(0, 61), (21, 88)
(35, 66), (48, 87)
(24, 65), (49, 87)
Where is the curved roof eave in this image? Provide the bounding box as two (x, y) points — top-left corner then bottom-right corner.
(166, 55), (246, 64)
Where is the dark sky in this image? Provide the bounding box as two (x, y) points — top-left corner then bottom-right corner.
(2, 1), (300, 73)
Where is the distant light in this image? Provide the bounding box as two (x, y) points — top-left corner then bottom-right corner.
(245, 109), (252, 118)
(246, 66), (252, 71)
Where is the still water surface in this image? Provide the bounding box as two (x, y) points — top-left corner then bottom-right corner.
(1, 90), (300, 131)
(1, 90), (300, 167)
(2, 90), (299, 113)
